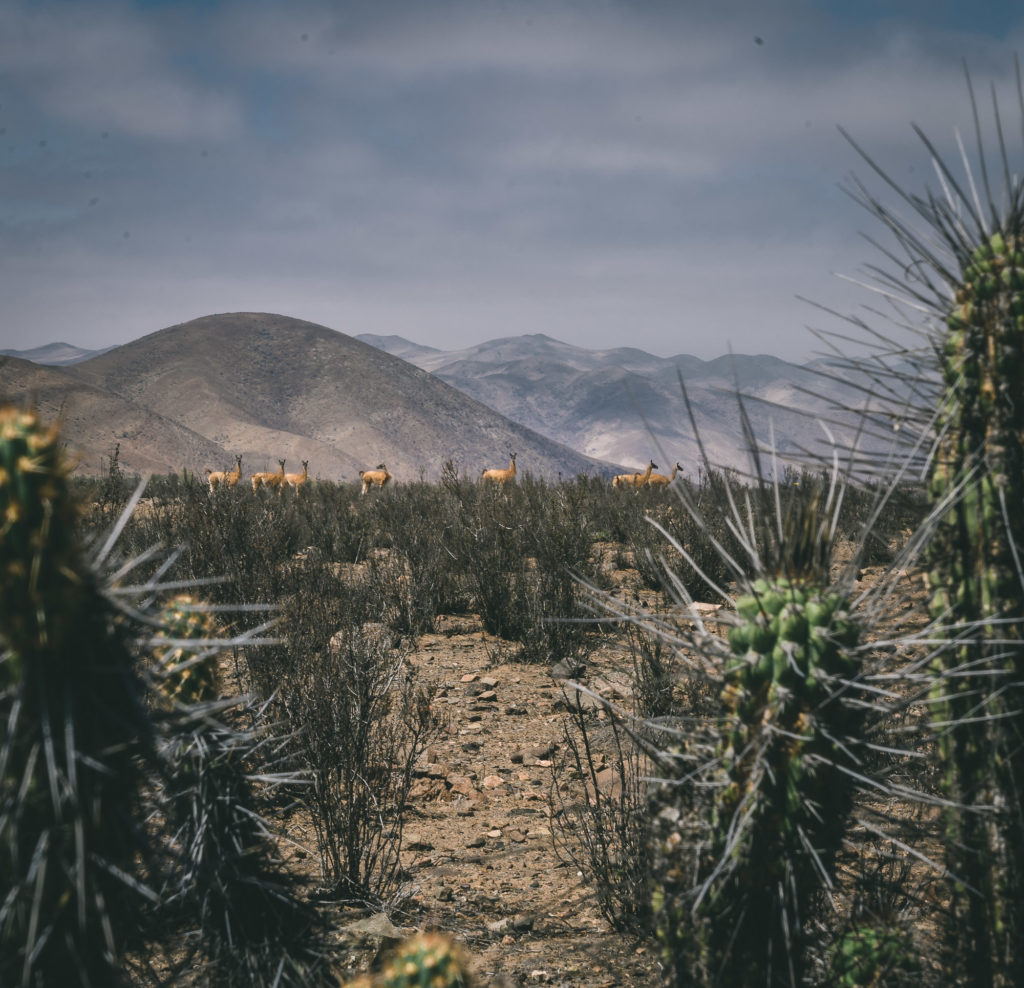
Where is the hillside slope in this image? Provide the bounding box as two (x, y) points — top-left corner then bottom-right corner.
(0, 354), (228, 475)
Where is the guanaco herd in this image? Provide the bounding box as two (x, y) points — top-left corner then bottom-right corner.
(206, 451), (681, 495)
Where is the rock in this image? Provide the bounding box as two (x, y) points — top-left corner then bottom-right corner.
(482, 774), (506, 789)
(341, 911), (404, 949)
(447, 774), (477, 796)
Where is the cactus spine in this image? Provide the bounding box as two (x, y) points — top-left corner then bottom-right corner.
(0, 406), (152, 986)
(926, 227), (1024, 987)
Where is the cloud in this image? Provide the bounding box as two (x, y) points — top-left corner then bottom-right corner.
(0, 1), (242, 141)
(3, 0), (1024, 361)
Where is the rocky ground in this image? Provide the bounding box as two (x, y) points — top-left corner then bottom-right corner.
(279, 613), (665, 988)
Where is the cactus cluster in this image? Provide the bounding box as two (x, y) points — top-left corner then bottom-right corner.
(1, 404), (330, 986)
(812, 63), (1024, 987)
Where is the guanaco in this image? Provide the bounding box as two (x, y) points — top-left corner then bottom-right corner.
(647, 461), (683, 488)
(283, 459), (309, 494)
(359, 463), (392, 495)
(251, 459), (286, 493)
(206, 455), (242, 492)
(481, 451), (517, 485)
(612, 459), (657, 489)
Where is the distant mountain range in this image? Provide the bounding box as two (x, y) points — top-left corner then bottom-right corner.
(355, 332), (878, 474)
(1, 341), (117, 366)
(1, 318), (890, 480)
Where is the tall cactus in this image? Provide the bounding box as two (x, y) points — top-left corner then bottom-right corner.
(836, 69), (1024, 987)
(923, 226), (1024, 987)
(0, 406), (153, 987)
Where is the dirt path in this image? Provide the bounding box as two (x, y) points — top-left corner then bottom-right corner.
(312, 617), (663, 987)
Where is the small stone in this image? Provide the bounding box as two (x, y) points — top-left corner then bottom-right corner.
(461, 673), (478, 683)
(447, 774), (477, 796)
(487, 829), (502, 838)
(482, 774), (506, 789)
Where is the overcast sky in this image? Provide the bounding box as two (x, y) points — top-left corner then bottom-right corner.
(3, 0), (1024, 362)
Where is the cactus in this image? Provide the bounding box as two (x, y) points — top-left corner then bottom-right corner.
(343, 932), (472, 988)
(150, 593), (329, 986)
(922, 224), (1024, 987)
(152, 592), (223, 706)
(0, 405), (330, 985)
(0, 405), (153, 986)
(380, 932), (472, 987)
(645, 476), (874, 987)
(836, 72), (1024, 985)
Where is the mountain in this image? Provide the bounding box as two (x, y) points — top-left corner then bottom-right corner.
(0, 353), (229, 476)
(356, 332), (882, 474)
(0, 341), (115, 366)
(1, 313), (614, 480)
